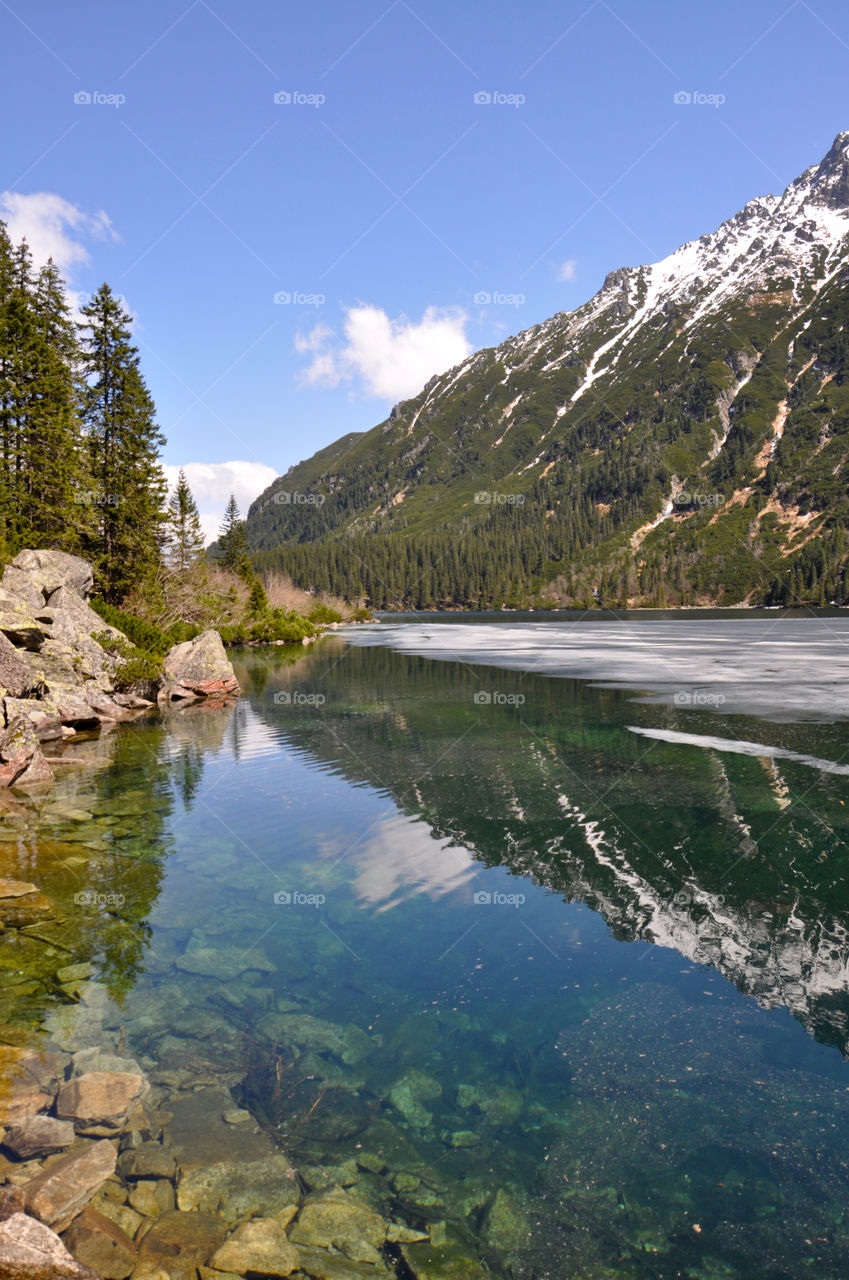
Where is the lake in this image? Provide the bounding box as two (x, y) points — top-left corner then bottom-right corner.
(3, 615), (849, 1279)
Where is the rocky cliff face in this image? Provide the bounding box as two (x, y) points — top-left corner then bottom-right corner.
(0, 549), (239, 788)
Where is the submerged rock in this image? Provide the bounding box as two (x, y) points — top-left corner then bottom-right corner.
(176, 1154), (299, 1223)
(136, 1210), (227, 1280)
(1, 1114), (76, 1160)
(210, 1217), (300, 1276)
(288, 1190), (388, 1265)
(23, 1138), (118, 1232)
(56, 1070), (150, 1134)
(62, 1204), (137, 1279)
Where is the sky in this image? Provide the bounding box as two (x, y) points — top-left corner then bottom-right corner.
(1, 0), (848, 540)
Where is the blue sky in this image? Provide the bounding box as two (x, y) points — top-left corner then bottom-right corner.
(2, 0), (848, 536)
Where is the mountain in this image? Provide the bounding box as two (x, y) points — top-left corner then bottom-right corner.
(247, 133), (849, 609)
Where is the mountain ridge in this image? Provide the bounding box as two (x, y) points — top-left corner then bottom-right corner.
(247, 132), (849, 610)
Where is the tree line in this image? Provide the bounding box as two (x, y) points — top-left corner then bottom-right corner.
(0, 220), (229, 601)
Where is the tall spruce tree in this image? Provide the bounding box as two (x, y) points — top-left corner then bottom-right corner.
(164, 468), (205, 571)
(219, 492), (250, 573)
(79, 284), (167, 600)
(22, 259), (88, 549)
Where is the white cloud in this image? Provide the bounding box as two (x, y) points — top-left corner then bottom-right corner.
(556, 258), (577, 283)
(0, 191), (117, 277)
(297, 304), (472, 401)
(162, 460), (278, 544)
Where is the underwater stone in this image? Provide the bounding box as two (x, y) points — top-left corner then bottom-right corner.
(56, 1071), (150, 1134)
(288, 1190), (388, 1264)
(23, 1139), (118, 1232)
(61, 1205), (137, 1279)
(136, 1210), (227, 1280)
(210, 1218), (300, 1276)
(176, 1154), (299, 1224)
(1, 1115), (76, 1160)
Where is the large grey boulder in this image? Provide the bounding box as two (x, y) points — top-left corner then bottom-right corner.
(2, 549), (94, 606)
(0, 1213), (101, 1280)
(159, 630), (239, 703)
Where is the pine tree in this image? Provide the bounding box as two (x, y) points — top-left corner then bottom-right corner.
(164, 468), (205, 572)
(79, 284), (167, 600)
(22, 259), (88, 549)
(219, 492), (250, 573)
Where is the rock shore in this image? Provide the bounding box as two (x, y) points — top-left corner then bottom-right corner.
(0, 549), (240, 790)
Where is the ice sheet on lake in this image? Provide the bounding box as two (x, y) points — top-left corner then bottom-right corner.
(628, 725), (849, 775)
(347, 617), (849, 721)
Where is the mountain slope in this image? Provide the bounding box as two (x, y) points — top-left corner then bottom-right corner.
(248, 133), (849, 609)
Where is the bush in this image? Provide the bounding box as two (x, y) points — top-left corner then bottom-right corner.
(92, 630), (163, 690)
(308, 602), (343, 624)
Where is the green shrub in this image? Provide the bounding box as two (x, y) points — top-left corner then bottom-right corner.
(308, 602), (343, 624)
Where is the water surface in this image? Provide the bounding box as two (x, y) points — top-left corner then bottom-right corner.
(3, 618), (849, 1279)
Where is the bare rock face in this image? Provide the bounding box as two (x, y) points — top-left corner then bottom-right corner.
(0, 713), (53, 788)
(0, 1212), (102, 1280)
(159, 630), (240, 703)
(22, 1139), (118, 1232)
(56, 1072), (150, 1135)
(0, 631), (36, 697)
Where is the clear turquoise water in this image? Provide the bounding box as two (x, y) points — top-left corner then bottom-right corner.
(5, 626), (849, 1278)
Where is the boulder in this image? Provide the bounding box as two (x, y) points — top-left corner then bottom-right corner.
(0, 713), (53, 787)
(56, 1072), (150, 1134)
(1, 1114), (76, 1160)
(0, 632), (35, 696)
(3, 549), (94, 604)
(0, 1212), (101, 1280)
(23, 1138), (118, 1231)
(62, 1205), (137, 1278)
(210, 1218), (300, 1276)
(159, 631), (239, 702)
